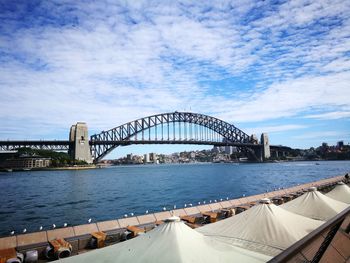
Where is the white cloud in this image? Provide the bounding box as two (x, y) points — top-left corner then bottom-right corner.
(304, 111), (350, 120)
(245, 124), (307, 135)
(0, 0), (349, 141)
(217, 71), (350, 122)
(293, 131), (350, 140)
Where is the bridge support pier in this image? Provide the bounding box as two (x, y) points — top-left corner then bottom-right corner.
(69, 122), (93, 164)
(253, 147), (263, 162)
(261, 133), (270, 161)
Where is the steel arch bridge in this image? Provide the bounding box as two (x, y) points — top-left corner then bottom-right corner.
(90, 112), (259, 162)
(0, 112), (272, 163)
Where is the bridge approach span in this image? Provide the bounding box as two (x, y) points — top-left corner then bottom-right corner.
(0, 140), (70, 151)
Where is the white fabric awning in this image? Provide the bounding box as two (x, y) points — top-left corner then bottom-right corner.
(280, 187), (349, 221)
(197, 199), (323, 256)
(325, 182), (350, 204)
(60, 216), (271, 263)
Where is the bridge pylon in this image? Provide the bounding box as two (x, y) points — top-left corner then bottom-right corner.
(69, 122), (93, 164)
(251, 133), (271, 162)
(261, 133), (271, 160)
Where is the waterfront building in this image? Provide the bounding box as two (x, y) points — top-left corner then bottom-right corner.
(224, 145), (233, 155)
(149, 152), (157, 163)
(212, 146), (221, 153)
(0, 152), (15, 167)
(212, 146), (226, 153)
(131, 155), (144, 164)
(143, 153), (150, 163)
(337, 141), (344, 149)
(126, 154), (133, 162)
(1, 156), (51, 169)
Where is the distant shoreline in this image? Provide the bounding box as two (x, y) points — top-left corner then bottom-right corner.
(2, 159), (350, 172)
(101, 158), (349, 167)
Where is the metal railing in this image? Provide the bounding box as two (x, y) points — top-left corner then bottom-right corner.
(268, 206), (350, 262)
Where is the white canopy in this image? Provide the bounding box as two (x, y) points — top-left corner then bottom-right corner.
(325, 182), (350, 204)
(197, 199), (323, 256)
(60, 216), (271, 263)
(280, 187), (349, 221)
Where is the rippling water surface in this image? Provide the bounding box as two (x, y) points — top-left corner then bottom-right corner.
(0, 160), (349, 236)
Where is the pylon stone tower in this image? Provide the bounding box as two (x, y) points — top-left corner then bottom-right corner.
(260, 133), (271, 160)
(69, 122), (93, 164)
(250, 134), (259, 144)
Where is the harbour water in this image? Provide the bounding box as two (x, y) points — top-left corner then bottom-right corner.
(0, 160), (350, 237)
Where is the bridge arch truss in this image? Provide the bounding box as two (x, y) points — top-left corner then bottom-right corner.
(90, 112), (256, 161)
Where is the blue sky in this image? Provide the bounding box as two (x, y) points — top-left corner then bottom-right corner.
(0, 0), (349, 158)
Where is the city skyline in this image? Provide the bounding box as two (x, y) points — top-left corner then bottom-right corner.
(1, 0), (350, 158)
(100, 139), (349, 162)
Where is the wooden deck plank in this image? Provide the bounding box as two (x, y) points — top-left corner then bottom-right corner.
(47, 227), (75, 241)
(184, 207), (200, 216)
(73, 224), (98, 236)
(17, 231), (48, 246)
(154, 211), (172, 221)
(118, 217), (140, 228)
(0, 237), (16, 250)
(137, 214), (156, 225)
(96, 220), (120, 232)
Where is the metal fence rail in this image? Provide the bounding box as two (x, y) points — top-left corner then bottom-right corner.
(268, 206), (350, 263)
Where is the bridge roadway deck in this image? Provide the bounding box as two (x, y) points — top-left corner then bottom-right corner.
(90, 140), (261, 148)
(0, 140), (70, 146)
(0, 140), (289, 149)
(0, 140), (71, 151)
(0, 174), (344, 254)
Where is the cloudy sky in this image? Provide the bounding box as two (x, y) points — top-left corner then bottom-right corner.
(0, 0), (349, 157)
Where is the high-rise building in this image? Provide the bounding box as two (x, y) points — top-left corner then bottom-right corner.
(337, 141), (344, 149)
(150, 153), (157, 163)
(144, 153), (150, 163)
(225, 145), (233, 155)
